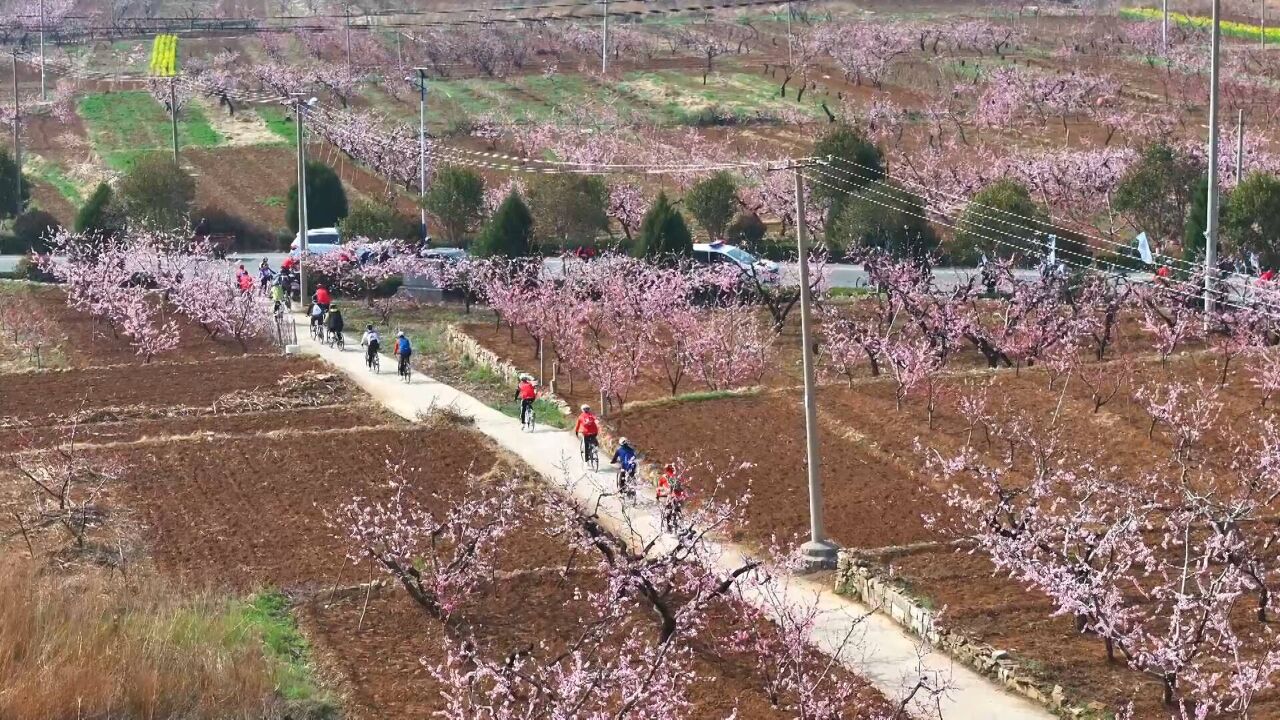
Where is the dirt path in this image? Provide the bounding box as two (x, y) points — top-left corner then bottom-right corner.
(291, 314), (1053, 720)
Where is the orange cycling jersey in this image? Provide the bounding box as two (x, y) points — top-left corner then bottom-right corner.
(575, 412), (599, 436)
(656, 473), (686, 501)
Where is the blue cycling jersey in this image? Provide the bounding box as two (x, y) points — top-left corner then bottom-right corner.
(612, 444), (638, 470)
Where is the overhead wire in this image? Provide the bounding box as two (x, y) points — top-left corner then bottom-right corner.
(820, 152), (1254, 284)
(800, 163), (1273, 318)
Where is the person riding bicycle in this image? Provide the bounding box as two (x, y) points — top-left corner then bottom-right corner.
(258, 259), (275, 291)
(612, 437), (638, 498)
(515, 374), (538, 424)
(362, 324), (380, 365)
(312, 284), (332, 314)
(656, 463), (687, 531)
(309, 301), (324, 334)
(393, 331), (412, 375)
(324, 304), (344, 341)
(575, 404), (599, 463)
(270, 278), (287, 313)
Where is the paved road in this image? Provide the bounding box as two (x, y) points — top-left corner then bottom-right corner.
(296, 315), (1053, 720)
(0, 253), (1033, 291)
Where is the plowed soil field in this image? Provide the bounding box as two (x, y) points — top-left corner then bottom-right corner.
(0, 354), (333, 423)
(0, 404), (387, 450)
(614, 349), (1277, 719)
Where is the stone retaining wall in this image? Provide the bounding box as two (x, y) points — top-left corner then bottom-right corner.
(836, 552), (1105, 719)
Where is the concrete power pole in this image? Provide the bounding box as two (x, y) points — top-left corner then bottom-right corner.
(294, 97), (310, 305)
(792, 165), (835, 569)
(1163, 0), (1170, 49)
(169, 79), (179, 165)
(38, 0), (45, 101)
(11, 52), (20, 216)
(601, 0), (609, 74)
(345, 6), (353, 72)
(415, 68), (429, 243)
(1206, 0), (1223, 316)
(1237, 109), (1246, 183)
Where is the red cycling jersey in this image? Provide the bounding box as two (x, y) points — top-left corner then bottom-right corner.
(575, 412), (598, 436)
(314, 287), (331, 305)
(656, 472), (686, 501)
(518, 381), (537, 400)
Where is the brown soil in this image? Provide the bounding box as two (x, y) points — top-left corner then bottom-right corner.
(17, 284), (275, 367)
(103, 425), (562, 592)
(0, 354), (333, 424)
(0, 403), (388, 450)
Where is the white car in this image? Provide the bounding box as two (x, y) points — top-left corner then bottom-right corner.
(289, 228), (342, 257)
(693, 242), (780, 283)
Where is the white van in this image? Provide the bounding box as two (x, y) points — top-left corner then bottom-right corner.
(692, 242), (780, 283)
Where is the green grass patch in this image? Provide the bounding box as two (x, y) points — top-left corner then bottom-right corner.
(828, 287), (874, 299)
(25, 155), (82, 205)
(231, 591), (332, 706)
(1120, 7), (1280, 43)
(497, 397), (568, 428)
(78, 92), (223, 170)
(616, 70), (826, 125)
(257, 106), (297, 144)
(260, 195), (285, 208)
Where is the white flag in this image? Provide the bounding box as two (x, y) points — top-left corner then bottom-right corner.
(1046, 234), (1057, 265)
(1136, 232), (1154, 265)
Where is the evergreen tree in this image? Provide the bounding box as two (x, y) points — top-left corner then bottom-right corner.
(473, 191), (534, 258)
(635, 192), (693, 261)
(287, 161), (349, 233)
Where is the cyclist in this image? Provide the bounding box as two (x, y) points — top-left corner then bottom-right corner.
(312, 284), (332, 314)
(393, 331), (412, 376)
(656, 463), (687, 531)
(270, 277), (287, 314)
(515, 374), (538, 426)
(258, 259), (275, 292)
(611, 437), (638, 499)
(309, 301), (324, 336)
(362, 324), (381, 366)
(574, 404), (599, 464)
(324, 304), (345, 343)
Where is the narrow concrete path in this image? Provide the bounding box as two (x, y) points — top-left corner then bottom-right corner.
(295, 319), (1052, 720)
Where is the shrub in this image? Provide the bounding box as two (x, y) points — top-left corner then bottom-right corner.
(339, 199), (418, 242)
(423, 166), (486, 245)
(287, 161), (348, 233)
(12, 210), (61, 253)
(684, 171), (739, 242)
(13, 256), (55, 282)
(74, 182), (121, 236)
(727, 211), (767, 247)
(527, 174), (609, 251)
(0, 147), (30, 219)
(116, 154), (196, 230)
(473, 190), (533, 258)
(825, 183), (937, 260)
(951, 178), (1048, 266)
(634, 191), (693, 262)
(810, 124), (884, 206)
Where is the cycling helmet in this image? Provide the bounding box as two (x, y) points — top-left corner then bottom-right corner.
(366, 324), (374, 331)
(664, 463), (675, 473)
(520, 374), (533, 382)
(397, 330), (405, 337)
(619, 437), (629, 446)
(580, 404), (591, 412)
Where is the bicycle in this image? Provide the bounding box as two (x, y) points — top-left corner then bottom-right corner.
(397, 354), (412, 383)
(328, 328), (346, 350)
(617, 464), (637, 503)
(582, 436), (599, 471)
(366, 347), (380, 373)
(661, 498), (684, 533)
(520, 400), (536, 432)
(310, 320), (325, 342)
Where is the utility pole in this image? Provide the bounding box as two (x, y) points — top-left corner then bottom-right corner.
(414, 68), (429, 243)
(787, 0), (794, 66)
(345, 5), (353, 72)
(11, 52), (20, 217)
(38, 0), (46, 101)
(293, 96), (310, 305)
(601, 0), (609, 74)
(169, 78), (179, 165)
(1206, 0), (1222, 316)
(791, 163), (835, 569)
(1163, 0), (1170, 50)
(1237, 109), (1246, 183)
